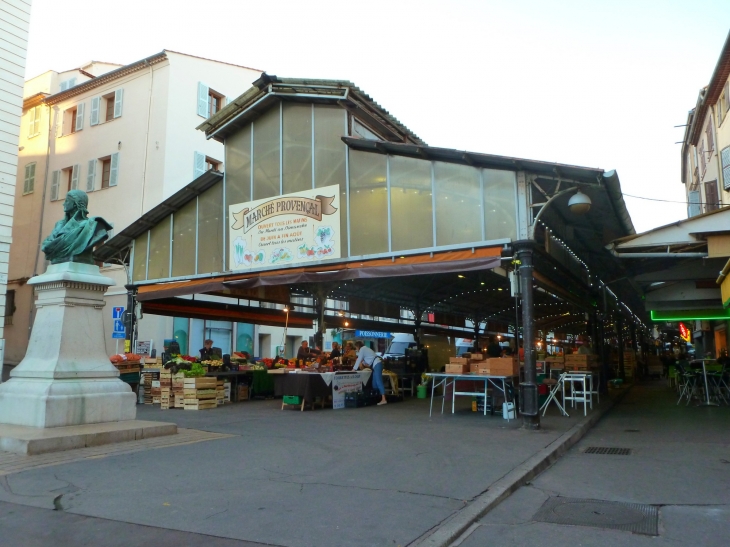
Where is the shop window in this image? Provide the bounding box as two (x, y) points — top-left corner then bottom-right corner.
(314, 106), (347, 256)
(4, 289), (16, 326)
(171, 198), (197, 277)
(197, 182), (224, 274)
(389, 155), (433, 251)
(483, 168), (517, 241)
(147, 215), (171, 280)
(434, 161), (481, 246)
(173, 317), (190, 356)
(253, 107), (281, 200)
(132, 233), (148, 282)
(283, 103), (312, 194)
(349, 149), (388, 256)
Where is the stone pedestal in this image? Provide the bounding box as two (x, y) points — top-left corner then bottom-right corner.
(0, 263), (136, 428)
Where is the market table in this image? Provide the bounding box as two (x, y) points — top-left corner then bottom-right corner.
(425, 372), (517, 420)
(205, 370), (276, 401)
(270, 370), (372, 410)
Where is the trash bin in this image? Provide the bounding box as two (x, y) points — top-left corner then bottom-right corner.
(417, 384), (427, 399)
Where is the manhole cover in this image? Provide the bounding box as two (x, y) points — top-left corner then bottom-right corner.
(584, 447), (631, 455)
(533, 497), (658, 535)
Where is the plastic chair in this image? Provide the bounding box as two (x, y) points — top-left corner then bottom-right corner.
(667, 365), (678, 389)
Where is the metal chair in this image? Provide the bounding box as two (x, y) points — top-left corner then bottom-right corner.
(675, 362), (698, 405)
(562, 372), (592, 416)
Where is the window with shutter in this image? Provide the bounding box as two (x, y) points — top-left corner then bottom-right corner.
(59, 80), (69, 92)
(90, 97), (100, 126)
(688, 190), (701, 217)
(706, 120), (714, 152)
(113, 89), (124, 118)
(87, 159), (97, 191)
(70, 164), (80, 190)
(69, 77), (76, 88)
(33, 106), (41, 134)
(193, 151), (206, 179)
(699, 143), (706, 176)
(50, 170), (60, 201)
(704, 181), (720, 212)
(23, 163), (36, 194)
(28, 107), (36, 137)
(75, 103), (85, 132)
(109, 152), (119, 186)
(197, 82), (209, 118)
(721, 146), (730, 190)
(725, 82), (730, 113)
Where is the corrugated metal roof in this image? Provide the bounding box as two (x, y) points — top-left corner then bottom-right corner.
(197, 74), (426, 146)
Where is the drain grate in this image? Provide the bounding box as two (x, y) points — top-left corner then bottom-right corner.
(584, 446), (631, 455)
(533, 497), (658, 535)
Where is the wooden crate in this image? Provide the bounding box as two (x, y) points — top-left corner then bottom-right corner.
(445, 363), (469, 374)
(485, 358), (520, 376)
(184, 400), (217, 410)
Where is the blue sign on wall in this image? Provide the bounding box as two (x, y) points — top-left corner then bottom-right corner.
(112, 319), (126, 339)
(355, 330), (392, 338)
(112, 306), (125, 319)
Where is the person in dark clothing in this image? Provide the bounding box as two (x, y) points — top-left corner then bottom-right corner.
(486, 337), (502, 358)
(297, 341), (312, 362)
(330, 342), (342, 359)
(200, 339), (215, 361)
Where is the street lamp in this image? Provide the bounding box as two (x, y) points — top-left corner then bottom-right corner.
(568, 190), (592, 215)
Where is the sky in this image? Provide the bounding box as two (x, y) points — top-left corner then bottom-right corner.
(23, 0), (730, 233)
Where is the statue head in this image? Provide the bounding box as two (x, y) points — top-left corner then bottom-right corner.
(63, 190), (89, 218)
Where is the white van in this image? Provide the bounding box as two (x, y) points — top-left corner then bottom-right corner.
(383, 333), (456, 371)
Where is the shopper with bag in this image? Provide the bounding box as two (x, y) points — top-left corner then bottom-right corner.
(352, 341), (387, 405)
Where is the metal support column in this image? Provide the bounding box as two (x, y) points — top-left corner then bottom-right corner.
(617, 316), (625, 380)
(514, 241), (539, 430)
(124, 284), (137, 354)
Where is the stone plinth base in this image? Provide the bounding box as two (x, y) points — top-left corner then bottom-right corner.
(0, 378), (136, 428)
(0, 263), (137, 428)
(0, 420), (177, 455)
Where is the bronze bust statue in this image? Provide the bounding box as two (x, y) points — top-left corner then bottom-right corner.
(41, 190), (112, 264)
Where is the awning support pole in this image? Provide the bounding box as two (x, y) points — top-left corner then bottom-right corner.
(617, 316), (625, 380)
(514, 241), (539, 430)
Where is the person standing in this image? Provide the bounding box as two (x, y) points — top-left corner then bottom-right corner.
(352, 340), (387, 405)
(297, 340), (311, 362)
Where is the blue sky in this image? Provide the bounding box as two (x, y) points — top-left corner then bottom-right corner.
(24, 0), (730, 232)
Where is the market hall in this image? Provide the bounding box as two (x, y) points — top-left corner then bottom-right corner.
(95, 75), (650, 428)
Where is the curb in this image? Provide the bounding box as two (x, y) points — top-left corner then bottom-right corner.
(412, 387), (631, 547)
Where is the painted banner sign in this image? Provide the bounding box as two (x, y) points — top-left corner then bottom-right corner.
(229, 185), (340, 270)
(355, 330), (392, 338)
(332, 371), (371, 409)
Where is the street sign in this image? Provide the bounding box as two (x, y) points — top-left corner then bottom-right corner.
(112, 319), (125, 339)
(112, 306), (125, 319)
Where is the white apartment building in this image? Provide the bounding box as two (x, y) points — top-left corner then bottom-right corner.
(5, 50), (299, 364)
(1, 0), (32, 378)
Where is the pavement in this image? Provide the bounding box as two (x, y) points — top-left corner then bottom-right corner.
(0, 381), (725, 546)
(455, 381), (730, 546)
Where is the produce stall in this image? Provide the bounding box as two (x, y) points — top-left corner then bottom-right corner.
(270, 369), (373, 411)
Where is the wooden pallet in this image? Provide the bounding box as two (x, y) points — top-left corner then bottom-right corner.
(183, 400), (217, 410)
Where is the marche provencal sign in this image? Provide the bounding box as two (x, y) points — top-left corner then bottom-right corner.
(229, 184), (341, 270)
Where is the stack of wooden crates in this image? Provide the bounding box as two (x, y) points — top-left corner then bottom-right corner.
(622, 351), (636, 379)
(173, 373), (185, 408)
(160, 370), (172, 409)
(564, 354), (599, 371)
(183, 377), (218, 410)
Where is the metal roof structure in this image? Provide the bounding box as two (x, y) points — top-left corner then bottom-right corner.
(197, 74), (427, 146)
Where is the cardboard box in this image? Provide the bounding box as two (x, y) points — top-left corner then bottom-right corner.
(449, 357), (469, 365)
(469, 362), (482, 373)
(485, 358), (520, 377)
(445, 363), (469, 374)
(469, 353), (485, 361)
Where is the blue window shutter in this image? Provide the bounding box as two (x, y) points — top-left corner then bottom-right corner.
(197, 82), (209, 117)
(113, 89), (124, 118)
(194, 151), (206, 179)
(90, 97), (100, 126)
(688, 190), (701, 217)
(110, 153), (120, 186)
(87, 159), (96, 191)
